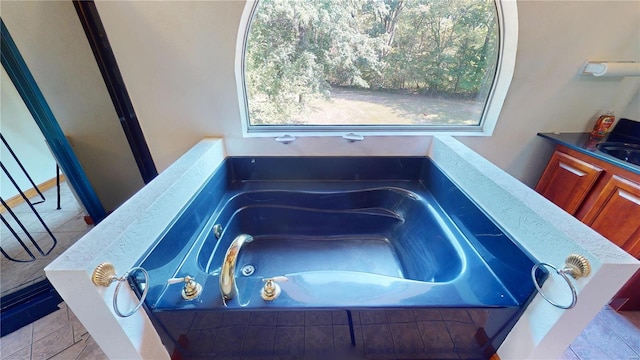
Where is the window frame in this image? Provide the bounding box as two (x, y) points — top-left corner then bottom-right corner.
(235, 0), (518, 138)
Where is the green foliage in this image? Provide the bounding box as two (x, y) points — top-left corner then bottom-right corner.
(245, 0), (498, 125)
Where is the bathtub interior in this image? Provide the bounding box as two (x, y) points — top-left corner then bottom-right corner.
(197, 187), (465, 283)
(131, 156), (541, 358)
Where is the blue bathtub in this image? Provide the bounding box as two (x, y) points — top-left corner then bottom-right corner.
(133, 157), (540, 359)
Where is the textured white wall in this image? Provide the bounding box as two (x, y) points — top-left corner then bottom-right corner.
(95, 0), (639, 188)
(1, 68), (57, 199)
(621, 89), (640, 120)
(94, 0), (438, 172)
(1, 1), (145, 211)
(458, 0), (640, 187)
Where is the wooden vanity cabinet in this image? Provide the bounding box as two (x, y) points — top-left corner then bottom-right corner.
(536, 144), (640, 310)
(535, 150), (603, 215)
(579, 175), (640, 256)
(537, 145), (640, 254)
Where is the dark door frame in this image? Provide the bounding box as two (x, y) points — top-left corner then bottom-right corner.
(1, 19), (107, 223)
(74, 0), (158, 184)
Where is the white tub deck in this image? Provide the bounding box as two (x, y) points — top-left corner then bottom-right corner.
(45, 136), (639, 359)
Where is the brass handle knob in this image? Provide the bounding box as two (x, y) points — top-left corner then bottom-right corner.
(167, 275), (202, 300)
(261, 276), (288, 301)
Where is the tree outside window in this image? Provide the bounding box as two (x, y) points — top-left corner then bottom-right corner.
(244, 0), (499, 130)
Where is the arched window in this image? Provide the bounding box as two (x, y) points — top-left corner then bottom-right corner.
(238, 0), (516, 136)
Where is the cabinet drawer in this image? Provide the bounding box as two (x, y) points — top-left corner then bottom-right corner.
(535, 151), (603, 215)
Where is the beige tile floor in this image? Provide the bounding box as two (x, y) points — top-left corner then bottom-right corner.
(561, 306), (640, 360)
(0, 302), (106, 360)
(1, 182), (639, 359)
(1, 181), (105, 359)
(1, 181), (93, 297)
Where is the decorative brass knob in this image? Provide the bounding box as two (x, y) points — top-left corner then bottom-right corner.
(564, 254), (591, 279)
(92, 262), (118, 286)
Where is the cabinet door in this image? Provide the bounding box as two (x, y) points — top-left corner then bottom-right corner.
(580, 175), (640, 257)
(610, 269), (640, 311)
(535, 151), (603, 215)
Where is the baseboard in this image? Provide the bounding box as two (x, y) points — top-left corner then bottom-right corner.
(0, 175), (66, 212)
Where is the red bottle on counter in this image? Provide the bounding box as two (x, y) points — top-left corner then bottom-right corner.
(590, 110), (615, 139)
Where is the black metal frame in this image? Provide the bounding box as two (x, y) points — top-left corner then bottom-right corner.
(73, 0), (158, 184)
(0, 134), (58, 262)
(1, 134), (45, 205)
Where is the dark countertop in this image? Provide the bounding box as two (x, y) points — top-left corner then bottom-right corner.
(537, 132), (640, 175)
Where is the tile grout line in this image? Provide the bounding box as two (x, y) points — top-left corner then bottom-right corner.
(44, 337), (88, 360)
(567, 346), (582, 360)
(74, 340), (90, 360)
(44, 305), (87, 360)
(598, 310), (640, 356)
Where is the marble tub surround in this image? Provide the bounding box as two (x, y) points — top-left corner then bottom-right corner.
(45, 139), (226, 360)
(44, 136), (639, 359)
(430, 135), (639, 359)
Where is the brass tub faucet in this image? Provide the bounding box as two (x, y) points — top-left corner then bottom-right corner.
(220, 234), (254, 300)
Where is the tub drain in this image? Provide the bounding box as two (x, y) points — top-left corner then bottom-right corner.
(241, 264), (255, 276)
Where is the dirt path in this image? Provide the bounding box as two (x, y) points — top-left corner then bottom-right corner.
(292, 87), (483, 126)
